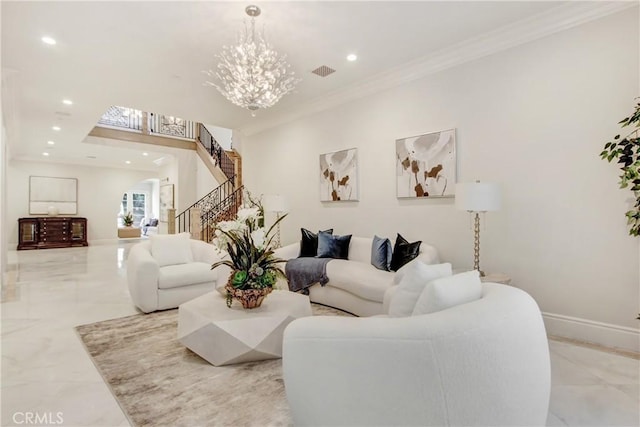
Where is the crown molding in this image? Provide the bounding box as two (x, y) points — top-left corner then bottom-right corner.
(241, 1), (637, 136)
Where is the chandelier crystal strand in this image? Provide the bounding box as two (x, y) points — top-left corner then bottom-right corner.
(204, 5), (300, 115)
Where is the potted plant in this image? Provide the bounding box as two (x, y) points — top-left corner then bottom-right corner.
(123, 212), (134, 227)
(600, 101), (640, 236)
(211, 200), (287, 309)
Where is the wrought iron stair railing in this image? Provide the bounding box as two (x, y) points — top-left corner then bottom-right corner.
(197, 123), (235, 180)
(176, 178), (243, 242)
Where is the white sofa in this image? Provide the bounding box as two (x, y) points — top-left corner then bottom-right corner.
(126, 235), (222, 313)
(282, 282), (551, 426)
(274, 236), (440, 317)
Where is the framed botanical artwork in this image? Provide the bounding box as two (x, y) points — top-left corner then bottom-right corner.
(396, 129), (456, 198)
(319, 148), (359, 201)
(159, 184), (174, 222)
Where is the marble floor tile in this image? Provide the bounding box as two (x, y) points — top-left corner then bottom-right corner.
(546, 411), (568, 426)
(550, 340), (639, 385)
(1, 381), (129, 427)
(550, 384), (640, 427)
(2, 243), (639, 427)
(549, 349), (606, 386)
(614, 383), (640, 403)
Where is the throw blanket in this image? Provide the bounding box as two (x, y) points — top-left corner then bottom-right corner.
(285, 258), (332, 294)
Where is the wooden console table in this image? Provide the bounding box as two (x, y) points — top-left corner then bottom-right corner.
(18, 217), (88, 250)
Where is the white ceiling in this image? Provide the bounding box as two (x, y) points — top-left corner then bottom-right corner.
(1, 1), (632, 171)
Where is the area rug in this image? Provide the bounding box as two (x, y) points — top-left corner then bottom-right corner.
(76, 303), (350, 427)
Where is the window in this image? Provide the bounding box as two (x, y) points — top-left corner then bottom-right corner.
(131, 193), (146, 226)
(118, 191), (148, 227)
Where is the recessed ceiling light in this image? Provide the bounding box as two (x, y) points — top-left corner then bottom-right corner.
(62, 99), (73, 105)
(52, 126), (61, 131)
(41, 36), (56, 45)
(47, 140), (55, 145)
(142, 152), (149, 156)
(347, 54), (357, 62)
(42, 152), (49, 156)
(125, 160), (131, 164)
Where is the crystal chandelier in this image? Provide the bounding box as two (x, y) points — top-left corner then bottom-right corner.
(204, 5), (300, 115)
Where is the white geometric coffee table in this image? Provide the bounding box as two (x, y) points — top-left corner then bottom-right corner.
(177, 290), (312, 366)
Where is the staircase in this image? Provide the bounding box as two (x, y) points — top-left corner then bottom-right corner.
(91, 106), (243, 241)
(176, 123), (243, 241)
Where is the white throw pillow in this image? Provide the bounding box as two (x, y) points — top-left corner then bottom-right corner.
(388, 261), (452, 317)
(150, 233), (194, 267)
(412, 270), (482, 316)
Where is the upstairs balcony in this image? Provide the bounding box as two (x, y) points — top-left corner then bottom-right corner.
(96, 105), (197, 141)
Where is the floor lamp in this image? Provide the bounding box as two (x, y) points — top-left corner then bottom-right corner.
(455, 181), (501, 276)
(263, 195), (288, 249)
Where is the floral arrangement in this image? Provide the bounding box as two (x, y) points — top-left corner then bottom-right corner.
(211, 194), (287, 307)
(122, 212), (134, 227)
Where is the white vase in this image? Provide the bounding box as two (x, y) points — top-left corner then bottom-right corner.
(47, 206), (59, 216)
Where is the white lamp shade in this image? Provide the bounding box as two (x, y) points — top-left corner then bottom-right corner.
(263, 194), (289, 213)
(455, 182), (501, 212)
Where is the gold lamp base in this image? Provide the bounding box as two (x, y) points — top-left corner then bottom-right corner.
(472, 212), (485, 277)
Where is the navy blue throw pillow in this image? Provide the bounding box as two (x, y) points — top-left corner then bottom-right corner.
(371, 235), (392, 271)
(316, 231), (352, 260)
(389, 233), (422, 272)
(299, 228), (333, 257)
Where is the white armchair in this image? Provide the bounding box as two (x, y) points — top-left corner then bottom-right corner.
(126, 234), (224, 313)
(139, 217), (159, 236)
(282, 283), (550, 426)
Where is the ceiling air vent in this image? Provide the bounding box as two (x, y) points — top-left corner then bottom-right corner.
(311, 65), (336, 78)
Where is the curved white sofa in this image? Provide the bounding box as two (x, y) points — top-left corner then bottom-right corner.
(127, 238), (222, 313)
(274, 236), (440, 317)
(282, 283), (551, 426)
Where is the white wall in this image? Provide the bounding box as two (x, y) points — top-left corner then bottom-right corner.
(204, 124), (233, 151)
(242, 11), (639, 350)
(7, 160), (156, 243)
(158, 150), (197, 212)
(0, 112), (7, 285)
(196, 153), (222, 200)
(150, 178), (160, 219)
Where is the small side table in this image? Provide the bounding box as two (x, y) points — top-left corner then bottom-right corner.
(480, 273), (512, 285)
(118, 227), (141, 238)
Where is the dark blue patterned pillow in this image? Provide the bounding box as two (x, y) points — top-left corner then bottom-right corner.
(371, 235), (392, 271)
(317, 231), (352, 260)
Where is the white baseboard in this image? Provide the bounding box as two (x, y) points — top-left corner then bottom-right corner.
(543, 312), (639, 353)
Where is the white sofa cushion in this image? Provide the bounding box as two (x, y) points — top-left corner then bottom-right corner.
(150, 233), (193, 267)
(412, 270), (482, 315)
(325, 260), (395, 302)
(388, 261), (452, 317)
(347, 237), (376, 263)
(158, 262), (217, 289)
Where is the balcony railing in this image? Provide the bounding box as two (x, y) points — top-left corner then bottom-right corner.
(97, 106), (196, 141)
(149, 113), (196, 139)
(98, 106), (143, 131)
